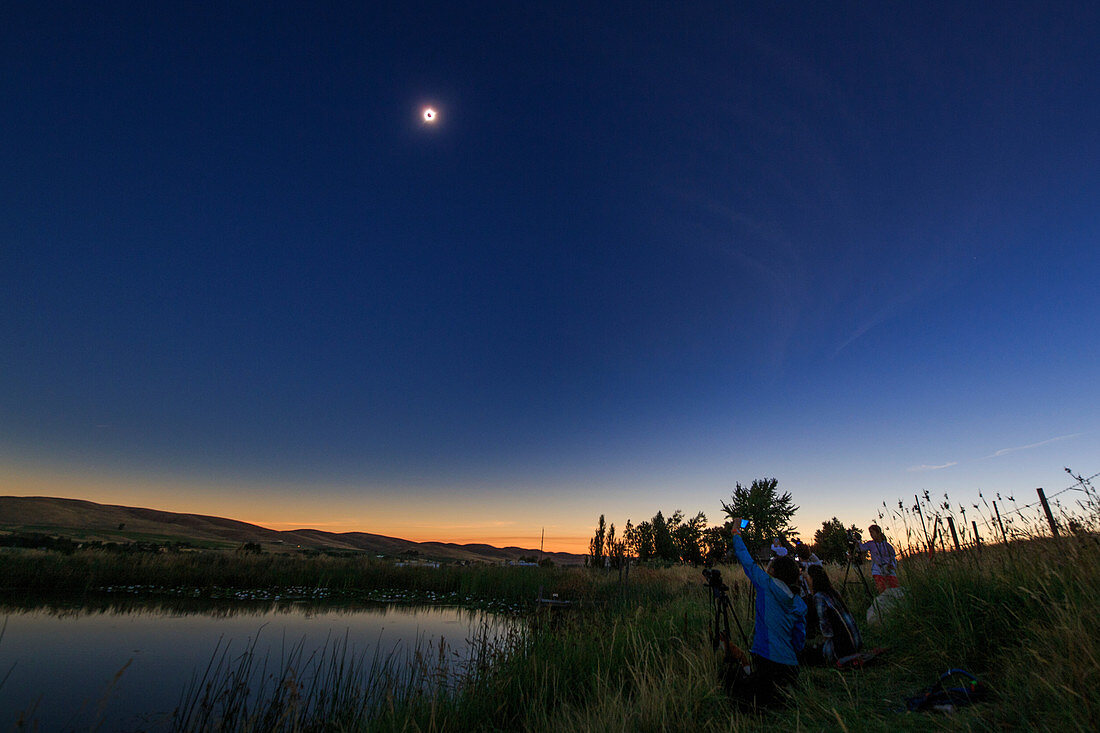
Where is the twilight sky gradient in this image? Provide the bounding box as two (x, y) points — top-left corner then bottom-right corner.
(2, 2), (1098, 552)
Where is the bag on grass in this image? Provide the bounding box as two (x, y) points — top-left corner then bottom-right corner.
(905, 668), (986, 713)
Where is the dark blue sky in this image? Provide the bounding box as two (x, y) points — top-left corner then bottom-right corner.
(3, 2), (1098, 548)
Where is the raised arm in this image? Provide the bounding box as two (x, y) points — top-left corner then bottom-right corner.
(731, 533), (770, 590)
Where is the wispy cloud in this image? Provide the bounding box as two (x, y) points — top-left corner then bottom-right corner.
(832, 286), (927, 358)
(669, 188), (810, 371)
(907, 462), (958, 473)
(986, 433), (1082, 459)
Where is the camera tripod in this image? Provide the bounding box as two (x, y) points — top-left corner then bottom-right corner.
(842, 542), (875, 604)
(702, 568), (751, 674)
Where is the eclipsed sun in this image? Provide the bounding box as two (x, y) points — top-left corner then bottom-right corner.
(422, 107), (438, 123)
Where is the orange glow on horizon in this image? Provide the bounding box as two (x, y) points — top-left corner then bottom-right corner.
(3, 459), (852, 557)
(250, 519), (588, 553)
(0, 460), (591, 553)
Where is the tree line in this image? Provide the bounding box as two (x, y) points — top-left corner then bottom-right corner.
(587, 478), (866, 567)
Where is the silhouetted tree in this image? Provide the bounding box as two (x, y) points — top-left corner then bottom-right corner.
(652, 511), (677, 562)
(720, 478), (798, 554)
(603, 508), (734, 566)
(703, 525), (729, 565)
(672, 511), (707, 565)
(606, 522), (626, 568)
(812, 518), (863, 564)
(588, 514), (606, 568)
(622, 519), (635, 559)
(630, 520), (655, 561)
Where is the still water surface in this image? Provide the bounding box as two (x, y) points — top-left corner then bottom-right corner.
(0, 601), (505, 731)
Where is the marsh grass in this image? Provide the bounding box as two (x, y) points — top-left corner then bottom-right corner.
(0, 551), (680, 613)
(371, 538), (1100, 732)
(7, 492), (1100, 730)
(7, 537), (1097, 730)
(170, 614), (526, 732)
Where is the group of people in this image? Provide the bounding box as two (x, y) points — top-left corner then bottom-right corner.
(723, 520), (899, 708)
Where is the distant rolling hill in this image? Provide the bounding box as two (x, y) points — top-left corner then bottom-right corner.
(0, 496), (583, 565)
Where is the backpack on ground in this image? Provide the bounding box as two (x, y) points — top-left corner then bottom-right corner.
(904, 668), (987, 713)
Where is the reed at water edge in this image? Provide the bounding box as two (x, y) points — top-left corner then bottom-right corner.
(4, 485), (1100, 730)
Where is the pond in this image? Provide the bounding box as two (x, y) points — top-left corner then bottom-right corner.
(0, 599), (510, 731)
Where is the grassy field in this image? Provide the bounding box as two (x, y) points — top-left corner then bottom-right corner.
(160, 534), (1100, 731)
(364, 535), (1099, 732)
(4, 532), (1099, 730)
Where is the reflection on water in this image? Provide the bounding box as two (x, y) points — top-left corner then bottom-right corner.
(0, 598), (507, 731)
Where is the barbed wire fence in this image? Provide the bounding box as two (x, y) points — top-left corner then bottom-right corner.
(873, 468), (1100, 558)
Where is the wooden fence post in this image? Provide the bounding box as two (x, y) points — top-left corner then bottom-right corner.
(1037, 487), (1060, 538)
(947, 516), (961, 551)
(972, 520), (981, 551)
(993, 500), (1009, 543)
(915, 495), (932, 555)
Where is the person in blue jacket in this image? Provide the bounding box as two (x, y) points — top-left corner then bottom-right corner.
(727, 517), (807, 707)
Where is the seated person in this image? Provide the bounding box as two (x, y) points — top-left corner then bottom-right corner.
(793, 542), (822, 569)
(793, 542), (823, 637)
(800, 564), (862, 665)
(727, 519), (807, 708)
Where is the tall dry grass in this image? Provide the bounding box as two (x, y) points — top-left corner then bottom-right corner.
(376, 536), (1100, 732)
(7, 487), (1100, 731)
(10, 535), (1086, 731)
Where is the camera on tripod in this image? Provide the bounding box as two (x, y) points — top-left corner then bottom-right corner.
(701, 566), (750, 673)
(846, 530), (865, 565)
(703, 568), (728, 596)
